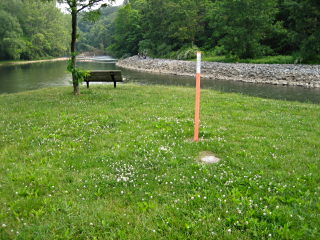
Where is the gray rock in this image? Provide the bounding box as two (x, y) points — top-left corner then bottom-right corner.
(117, 56), (320, 88)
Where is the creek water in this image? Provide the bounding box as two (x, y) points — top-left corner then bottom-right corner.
(0, 57), (319, 104)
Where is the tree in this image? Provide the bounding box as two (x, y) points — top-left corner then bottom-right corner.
(210, 0), (279, 59)
(108, 0), (216, 58)
(283, 0), (320, 62)
(0, 10), (24, 60)
(57, 0), (114, 95)
(77, 6), (118, 53)
(71, 0), (320, 62)
(0, 0), (69, 60)
(20, 0), (70, 59)
(108, 4), (142, 57)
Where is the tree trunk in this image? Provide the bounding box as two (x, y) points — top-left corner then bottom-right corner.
(71, 7), (79, 95)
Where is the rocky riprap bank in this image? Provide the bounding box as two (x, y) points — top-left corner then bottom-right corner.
(117, 56), (320, 88)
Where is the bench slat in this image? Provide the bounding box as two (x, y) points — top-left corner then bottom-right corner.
(84, 70), (123, 88)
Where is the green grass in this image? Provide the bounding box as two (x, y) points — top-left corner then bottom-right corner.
(198, 55), (296, 64)
(0, 85), (319, 239)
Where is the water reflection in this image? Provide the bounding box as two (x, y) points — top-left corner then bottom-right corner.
(0, 61), (70, 94)
(121, 68), (320, 104)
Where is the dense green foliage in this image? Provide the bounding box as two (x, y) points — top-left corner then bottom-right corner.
(0, 85), (319, 239)
(210, 0), (279, 59)
(0, 0), (69, 60)
(77, 7), (118, 53)
(77, 0), (320, 63)
(1, 0), (319, 63)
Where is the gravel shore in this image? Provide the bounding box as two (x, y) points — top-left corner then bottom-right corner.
(117, 56), (320, 88)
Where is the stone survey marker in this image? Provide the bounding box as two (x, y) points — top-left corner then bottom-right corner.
(199, 152), (221, 164)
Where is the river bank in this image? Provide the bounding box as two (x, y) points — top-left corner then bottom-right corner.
(0, 57), (69, 67)
(117, 56), (320, 88)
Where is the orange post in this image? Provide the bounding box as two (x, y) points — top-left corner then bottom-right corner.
(194, 52), (201, 142)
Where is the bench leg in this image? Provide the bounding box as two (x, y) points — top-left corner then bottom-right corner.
(114, 81), (116, 88)
(86, 81), (89, 88)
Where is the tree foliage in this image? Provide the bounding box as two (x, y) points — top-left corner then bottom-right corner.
(0, 9), (24, 60)
(77, 7), (118, 52)
(0, 0), (70, 60)
(284, 0), (320, 62)
(1, 0), (319, 63)
(107, 4), (142, 57)
(210, 0), (279, 59)
(88, 0), (318, 63)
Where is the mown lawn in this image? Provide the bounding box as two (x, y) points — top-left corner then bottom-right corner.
(0, 84), (319, 239)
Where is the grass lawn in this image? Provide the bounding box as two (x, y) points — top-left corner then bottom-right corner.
(0, 84), (319, 239)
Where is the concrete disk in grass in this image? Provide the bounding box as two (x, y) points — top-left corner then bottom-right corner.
(198, 151), (220, 164)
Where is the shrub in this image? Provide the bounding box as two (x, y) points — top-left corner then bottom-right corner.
(172, 45), (200, 60)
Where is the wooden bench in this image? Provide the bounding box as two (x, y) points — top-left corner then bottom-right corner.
(84, 70), (123, 88)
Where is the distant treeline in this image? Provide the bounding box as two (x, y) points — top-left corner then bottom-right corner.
(0, 0), (69, 60)
(78, 0), (320, 63)
(1, 0), (319, 63)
